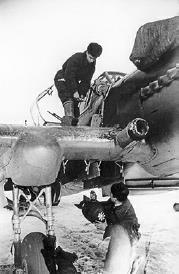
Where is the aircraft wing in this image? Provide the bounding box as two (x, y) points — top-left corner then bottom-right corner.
(0, 119), (150, 187)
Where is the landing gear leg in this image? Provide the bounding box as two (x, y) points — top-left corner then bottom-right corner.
(45, 185), (55, 236)
(12, 185), (57, 273)
(44, 186), (56, 273)
(12, 185), (22, 273)
(29, 185), (57, 274)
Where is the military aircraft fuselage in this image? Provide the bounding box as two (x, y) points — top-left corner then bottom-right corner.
(0, 49), (178, 189)
(103, 47), (179, 177)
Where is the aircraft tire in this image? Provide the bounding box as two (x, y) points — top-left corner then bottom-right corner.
(21, 232), (49, 274)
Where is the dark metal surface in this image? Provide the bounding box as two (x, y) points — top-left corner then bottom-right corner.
(103, 48), (179, 177)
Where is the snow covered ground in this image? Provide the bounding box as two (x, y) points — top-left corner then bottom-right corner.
(0, 187), (179, 273)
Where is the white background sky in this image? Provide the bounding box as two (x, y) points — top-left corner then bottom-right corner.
(0, 0), (178, 124)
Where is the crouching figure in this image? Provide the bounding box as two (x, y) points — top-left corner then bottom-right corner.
(101, 183), (140, 273)
(76, 184), (141, 273)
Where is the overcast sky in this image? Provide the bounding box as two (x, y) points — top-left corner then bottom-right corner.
(0, 0), (178, 124)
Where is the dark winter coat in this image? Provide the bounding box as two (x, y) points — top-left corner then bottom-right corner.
(54, 51), (95, 98)
(102, 198), (140, 242)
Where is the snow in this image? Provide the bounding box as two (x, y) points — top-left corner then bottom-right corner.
(0, 187), (179, 273)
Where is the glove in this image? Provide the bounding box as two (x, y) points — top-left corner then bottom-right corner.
(73, 91), (80, 99)
(73, 91), (85, 101)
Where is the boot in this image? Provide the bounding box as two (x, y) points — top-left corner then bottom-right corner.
(61, 100), (77, 126)
(63, 100), (74, 117)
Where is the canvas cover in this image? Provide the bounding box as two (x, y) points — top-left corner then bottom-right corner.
(130, 16), (179, 71)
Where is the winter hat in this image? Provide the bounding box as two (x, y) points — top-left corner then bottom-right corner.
(87, 43), (103, 58)
(111, 182), (129, 202)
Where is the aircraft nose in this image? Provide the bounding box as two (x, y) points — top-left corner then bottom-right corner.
(7, 132), (63, 186)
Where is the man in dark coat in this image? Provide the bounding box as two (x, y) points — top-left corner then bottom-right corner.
(100, 183), (140, 244)
(54, 43), (102, 125)
(75, 184), (140, 244)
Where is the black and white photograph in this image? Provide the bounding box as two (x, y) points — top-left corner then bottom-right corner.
(0, 0), (179, 273)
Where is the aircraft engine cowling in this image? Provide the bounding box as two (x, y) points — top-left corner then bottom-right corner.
(7, 132), (63, 187)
